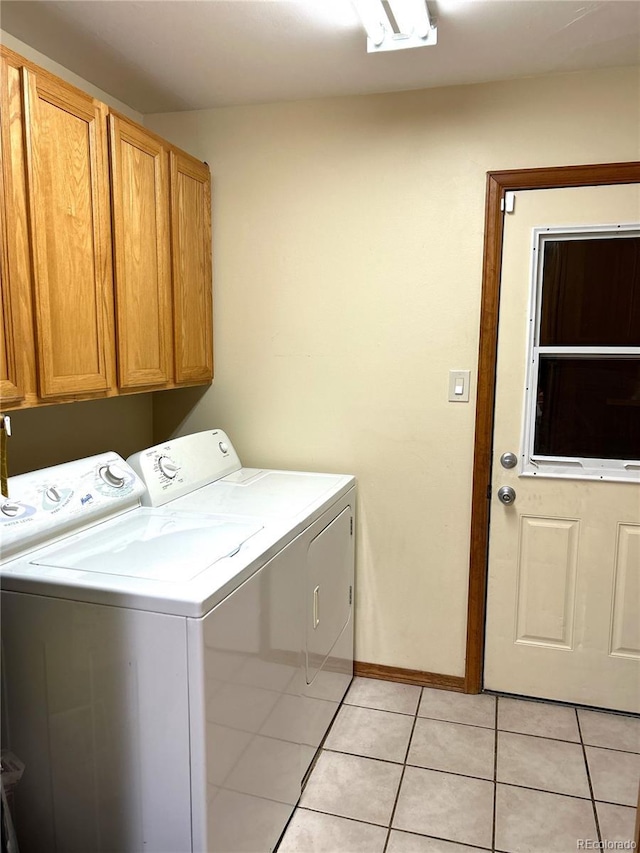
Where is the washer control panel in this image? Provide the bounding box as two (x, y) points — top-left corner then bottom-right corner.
(0, 453), (145, 562)
(98, 463), (128, 489)
(127, 430), (242, 507)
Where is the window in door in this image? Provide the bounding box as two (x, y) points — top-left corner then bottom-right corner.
(522, 226), (640, 482)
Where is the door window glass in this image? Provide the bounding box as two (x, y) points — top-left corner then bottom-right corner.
(523, 227), (640, 481)
(534, 357), (640, 460)
(540, 237), (640, 346)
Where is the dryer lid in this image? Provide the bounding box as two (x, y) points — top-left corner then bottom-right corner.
(174, 470), (346, 518)
(30, 509), (263, 582)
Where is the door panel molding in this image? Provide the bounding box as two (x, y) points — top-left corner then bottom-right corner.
(610, 523), (640, 659)
(465, 161), (640, 693)
(515, 516), (579, 650)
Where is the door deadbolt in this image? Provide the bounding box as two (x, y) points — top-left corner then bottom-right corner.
(500, 452), (518, 469)
(497, 486), (516, 505)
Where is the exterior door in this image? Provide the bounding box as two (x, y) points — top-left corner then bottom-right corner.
(484, 184), (640, 713)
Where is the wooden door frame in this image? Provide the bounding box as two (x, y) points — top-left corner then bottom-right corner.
(464, 161), (640, 694)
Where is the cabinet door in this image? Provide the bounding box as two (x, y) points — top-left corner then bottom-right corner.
(23, 68), (115, 399)
(170, 151), (213, 384)
(109, 115), (172, 389)
(0, 56), (34, 406)
(0, 87), (22, 404)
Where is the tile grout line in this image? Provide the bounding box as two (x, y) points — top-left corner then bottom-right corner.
(342, 700), (420, 718)
(346, 700), (513, 732)
(576, 707), (602, 844)
(496, 728), (586, 746)
(391, 826), (493, 851)
(412, 713), (494, 731)
(297, 805), (390, 832)
(322, 746), (406, 768)
(492, 696), (499, 853)
(485, 691), (640, 719)
(484, 780), (597, 803)
(382, 686), (423, 853)
(576, 742), (640, 756)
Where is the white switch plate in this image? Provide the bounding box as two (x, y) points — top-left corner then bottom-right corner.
(448, 370), (470, 402)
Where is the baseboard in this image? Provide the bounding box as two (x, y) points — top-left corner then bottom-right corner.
(354, 661), (465, 692)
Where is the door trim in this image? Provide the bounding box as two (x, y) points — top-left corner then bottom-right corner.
(464, 161), (640, 694)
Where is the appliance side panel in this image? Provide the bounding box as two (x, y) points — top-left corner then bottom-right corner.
(302, 493), (355, 766)
(195, 544), (303, 853)
(1, 591), (191, 853)
(302, 609), (354, 780)
(305, 505), (354, 684)
(186, 617), (208, 852)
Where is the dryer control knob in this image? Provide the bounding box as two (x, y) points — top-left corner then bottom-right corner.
(99, 464), (127, 488)
(219, 441), (229, 455)
(1, 501), (22, 518)
(158, 456), (179, 479)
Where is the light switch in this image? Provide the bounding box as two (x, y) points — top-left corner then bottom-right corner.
(448, 370), (470, 402)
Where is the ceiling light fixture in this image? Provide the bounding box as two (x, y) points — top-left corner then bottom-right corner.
(352, 0), (437, 52)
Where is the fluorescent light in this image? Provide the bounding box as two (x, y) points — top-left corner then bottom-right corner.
(352, 0), (437, 52)
(352, 0), (390, 46)
(394, 0), (432, 39)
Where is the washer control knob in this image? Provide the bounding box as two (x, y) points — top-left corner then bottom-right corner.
(158, 456), (179, 479)
(99, 464), (127, 488)
(219, 441), (229, 455)
(1, 501), (22, 518)
(45, 486), (61, 503)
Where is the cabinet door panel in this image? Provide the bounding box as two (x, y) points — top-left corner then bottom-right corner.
(170, 151), (213, 384)
(0, 56), (34, 405)
(0, 110), (21, 403)
(109, 115), (171, 389)
(23, 69), (114, 399)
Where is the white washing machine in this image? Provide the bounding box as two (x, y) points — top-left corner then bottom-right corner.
(1, 433), (355, 853)
(127, 430), (356, 788)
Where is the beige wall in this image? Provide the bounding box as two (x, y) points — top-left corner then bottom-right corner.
(8, 396), (153, 476)
(148, 66), (640, 677)
(1, 33), (153, 474)
(0, 29), (143, 121)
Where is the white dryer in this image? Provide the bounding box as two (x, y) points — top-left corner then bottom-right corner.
(1, 433), (355, 853)
(127, 429), (356, 786)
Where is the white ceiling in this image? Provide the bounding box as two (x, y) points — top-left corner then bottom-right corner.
(1, 0), (639, 114)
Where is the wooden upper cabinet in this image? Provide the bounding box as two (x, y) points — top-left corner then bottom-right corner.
(0, 55), (35, 406)
(109, 114), (172, 389)
(0, 173), (24, 405)
(170, 150), (213, 384)
(0, 46), (214, 409)
(0, 65), (22, 405)
(0, 162), (22, 405)
(22, 67), (115, 399)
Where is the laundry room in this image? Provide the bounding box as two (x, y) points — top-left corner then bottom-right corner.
(1, 2), (639, 851)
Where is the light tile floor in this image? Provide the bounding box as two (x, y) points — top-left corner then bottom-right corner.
(276, 677), (640, 853)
